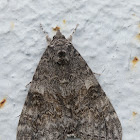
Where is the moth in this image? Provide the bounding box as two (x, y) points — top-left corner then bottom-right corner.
(17, 25), (122, 140)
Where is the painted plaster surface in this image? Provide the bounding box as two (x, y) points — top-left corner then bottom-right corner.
(0, 0), (140, 139)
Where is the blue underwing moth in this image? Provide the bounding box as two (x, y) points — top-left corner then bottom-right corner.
(17, 26), (122, 140)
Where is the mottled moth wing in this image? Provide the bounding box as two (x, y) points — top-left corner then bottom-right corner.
(17, 30), (122, 140)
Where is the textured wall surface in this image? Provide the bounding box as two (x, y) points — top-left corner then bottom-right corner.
(0, 0), (140, 140)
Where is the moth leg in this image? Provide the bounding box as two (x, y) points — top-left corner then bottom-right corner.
(68, 24), (79, 42)
(40, 23), (51, 43)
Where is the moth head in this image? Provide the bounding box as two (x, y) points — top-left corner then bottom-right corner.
(52, 30), (66, 40)
(47, 31), (74, 66)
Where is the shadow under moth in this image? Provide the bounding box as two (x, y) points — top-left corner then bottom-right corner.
(17, 26), (122, 140)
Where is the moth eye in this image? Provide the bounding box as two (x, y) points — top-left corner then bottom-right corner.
(62, 35), (65, 39)
(48, 45), (54, 48)
(53, 36), (56, 39)
(67, 43), (72, 46)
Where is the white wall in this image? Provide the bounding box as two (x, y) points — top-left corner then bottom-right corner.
(0, 0), (140, 139)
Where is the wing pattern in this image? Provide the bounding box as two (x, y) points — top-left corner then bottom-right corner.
(17, 30), (122, 140)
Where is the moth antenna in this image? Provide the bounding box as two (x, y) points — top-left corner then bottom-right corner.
(25, 81), (32, 88)
(68, 24), (79, 42)
(40, 23), (51, 43)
